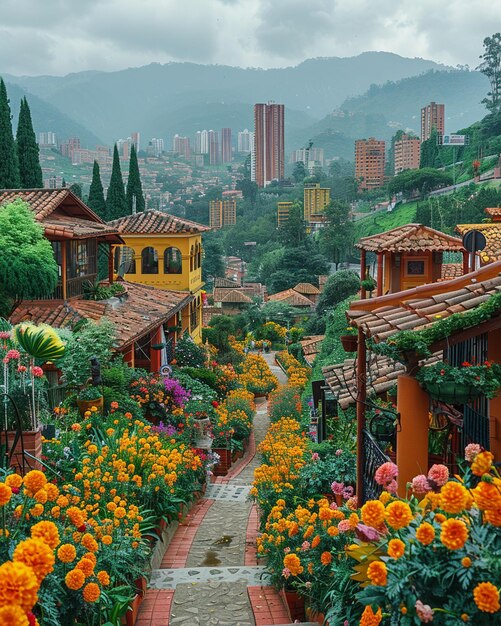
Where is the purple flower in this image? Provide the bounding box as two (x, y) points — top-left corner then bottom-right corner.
(342, 485), (354, 499)
(164, 377), (191, 407)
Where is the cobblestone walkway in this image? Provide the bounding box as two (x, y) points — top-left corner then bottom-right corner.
(136, 353), (299, 626)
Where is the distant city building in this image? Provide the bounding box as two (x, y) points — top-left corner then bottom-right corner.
(237, 129), (253, 153)
(147, 138), (164, 157)
(394, 134), (421, 175)
(131, 132), (140, 152)
(252, 102), (285, 187)
(173, 134), (191, 158)
(354, 138), (386, 190)
(200, 130), (209, 155)
(209, 199), (237, 228)
(116, 138), (130, 159)
(221, 128), (232, 163)
(290, 147), (324, 168)
(208, 130), (219, 165)
(38, 131), (57, 147)
(277, 201), (293, 227)
(223, 190), (243, 200)
(421, 102), (445, 142)
(44, 175), (63, 189)
(194, 131), (202, 154)
(60, 137), (81, 159)
(304, 183), (330, 225)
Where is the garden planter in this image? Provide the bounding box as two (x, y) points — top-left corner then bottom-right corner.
(340, 335), (357, 353)
(213, 448), (232, 476)
(424, 382), (481, 404)
(134, 576), (147, 597)
(306, 606), (328, 625)
(76, 395), (104, 416)
(281, 588), (306, 622)
(121, 593), (142, 626)
(4, 430), (42, 473)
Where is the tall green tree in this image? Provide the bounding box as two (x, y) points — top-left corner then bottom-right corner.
(478, 32), (501, 113)
(279, 202), (305, 247)
(126, 144), (145, 213)
(87, 161), (107, 218)
(0, 79), (20, 188)
(420, 128), (440, 169)
(319, 200), (354, 269)
(106, 145), (127, 220)
(16, 97), (42, 188)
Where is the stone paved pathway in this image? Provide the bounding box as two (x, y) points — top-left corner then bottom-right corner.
(136, 352), (300, 626)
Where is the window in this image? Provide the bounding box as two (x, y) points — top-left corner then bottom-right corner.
(164, 247), (182, 274)
(197, 243), (202, 269)
(141, 247), (158, 274)
(190, 245), (194, 272)
(115, 246), (136, 274)
(67, 240), (97, 278)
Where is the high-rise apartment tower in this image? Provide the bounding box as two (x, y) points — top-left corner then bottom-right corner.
(252, 103), (285, 187)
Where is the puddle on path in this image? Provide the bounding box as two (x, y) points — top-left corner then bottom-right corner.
(200, 536), (235, 566)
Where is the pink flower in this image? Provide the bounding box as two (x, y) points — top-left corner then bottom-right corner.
(283, 547), (291, 554)
(337, 520), (351, 533)
(2, 357), (9, 364)
(331, 481), (345, 495)
(31, 366), (44, 378)
(0, 331), (11, 340)
(465, 443), (482, 462)
(282, 567), (291, 579)
(411, 474), (431, 494)
(386, 480), (398, 494)
(329, 502), (338, 510)
(355, 523), (383, 542)
(301, 541), (311, 551)
(342, 486), (354, 499)
(375, 461), (398, 486)
(311, 452), (320, 461)
(346, 496), (358, 510)
(427, 464), (449, 487)
(415, 600), (434, 623)
(17, 365), (27, 373)
(6, 349), (20, 360)
(305, 581), (312, 589)
(335, 449), (343, 456)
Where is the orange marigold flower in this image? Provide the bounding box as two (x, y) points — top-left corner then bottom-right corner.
(359, 604), (383, 625)
(75, 558), (95, 578)
(311, 535), (321, 548)
(473, 582), (500, 613)
(0, 561), (40, 611)
(97, 570), (110, 586)
(303, 525), (314, 539)
(367, 561), (387, 586)
(57, 544), (77, 563)
(327, 526), (339, 537)
(288, 522), (299, 537)
(101, 535), (112, 545)
(283, 553), (303, 576)
(440, 518), (468, 550)
(387, 538), (405, 559)
(385, 501), (413, 529)
(81, 533), (98, 552)
(13, 538), (55, 582)
(461, 613), (469, 622)
(321, 551), (332, 565)
(462, 557), (472, 568)
(66, 506), (87, 528)
(416, 522), (435, 545)
(44, 483), (59, 501)
(307, 562), (314, 574)
(5, 473), (22, 489)
(434, 513), (446, 524)
(440, 481), (470, 514)
(484, 508), (501, 527)
(65, 568), (85, 590)
(471, 451), (494, 477)
(361, 500), (385, 528)
(33, 489), (48, 504)
(0, 482), (12, 506)
(473, 481), (501, 510)
(0, 604), (30, 625)
(23, 470), (47, 496)
(82, 582), (101, 603)
(30, 520), (60, 549)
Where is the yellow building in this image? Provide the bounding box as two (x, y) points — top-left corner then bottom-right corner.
(277, 201), (293, 227)
(303, 183), (330, 224)
(209, 199), (237, 229)
(109, 210), (211, 343)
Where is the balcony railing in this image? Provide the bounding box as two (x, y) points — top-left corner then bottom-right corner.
(361, 429), (391, 503)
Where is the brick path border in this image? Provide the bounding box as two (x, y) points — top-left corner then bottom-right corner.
(135, 589), (174, 626)
(247, 586), (291, 625)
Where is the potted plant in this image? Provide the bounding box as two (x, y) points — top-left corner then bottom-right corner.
(76, 385), (104, 415)
(361, 276), (377, 296)
(340, 326), (358, 352)
(416, 360), (501, 404)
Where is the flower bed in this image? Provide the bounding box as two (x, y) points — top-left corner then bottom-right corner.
(239, 353), (278, 396)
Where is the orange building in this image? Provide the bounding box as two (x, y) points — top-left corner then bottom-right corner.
(253, 103), (285, 187)
(354, 138), (385, 190)
(421, 101), (445, 142)
(394, 135), (421, 174)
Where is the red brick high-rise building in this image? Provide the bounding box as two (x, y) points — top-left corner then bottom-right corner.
(421, 102), (445, 142)
(355, 138), (386, 191)
(208, 130), (219, 165)
(221, 128), (232, 163)
(252, 103), (284, 187)
(394, 134), (421, 174)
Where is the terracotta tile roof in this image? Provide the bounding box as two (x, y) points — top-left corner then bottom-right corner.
(214, 277), (240, 288)
(10, 281), (192, 350)
(213, 285), (264, 303)
(439, 263), (464, 281)
(0, 188), (122, 242)
(220, 290), (253, 304)
(347, 273), (501, 343)
(323, 353), (440, 408)
(357, 224), (464, 253)
(485, 207), (501, 218)
(318, 275), (329, 291)
(108, 210), (210, 234)
(293, 282), (320, 295)
(268, 289), (315, 307)
(300, 335), (324, 366)
(455, 223), (501, 264)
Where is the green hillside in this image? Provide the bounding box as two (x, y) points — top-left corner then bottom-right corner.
(353, 202), (418, 240)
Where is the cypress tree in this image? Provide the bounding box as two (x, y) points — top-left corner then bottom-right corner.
(87, 160), (107, 219)
(16, 97), (43, 188)
(126, 144), (145, 213)
(0, 78), (20, 188)
(106, 145), (127, 220)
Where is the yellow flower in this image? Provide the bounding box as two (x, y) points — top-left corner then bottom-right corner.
(5, 474), (22, 489)
(367, 561), (387, 586)
(0, 560), (40, 611)
(13, 538), (55, 582)
(471, 451), (494, 476)
(385, 501), (413, 529)
(416, 522), (435, 545)
(440, 518), (468, 550)
(361, 500), (385, 527)
(473, 582), (500, 613)
(30, 521), (60, 549)
(101, 535), (112, 545)
(387, 538), (405, 559)
(472, 481), (501, 510)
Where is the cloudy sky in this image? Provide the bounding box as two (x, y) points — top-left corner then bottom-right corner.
(1, 0), (498, 76)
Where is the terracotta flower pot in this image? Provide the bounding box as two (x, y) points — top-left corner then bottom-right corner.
(76, 396), (104, 416)
(212, 448), (232, 476)
(340, 335), (357, 353)
(4, 430), (42, 473)
(281, 588), (306, 622)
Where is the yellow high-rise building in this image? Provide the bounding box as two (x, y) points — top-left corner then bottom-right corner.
(277, 201), (293, 227)
(209, 199), (237, 229)
(303, 183), (330, 223)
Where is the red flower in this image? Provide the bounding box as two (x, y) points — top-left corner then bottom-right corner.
(462, 361), (472, 367)
(212, 401), (219, 408)
(440, 369), (445, 375)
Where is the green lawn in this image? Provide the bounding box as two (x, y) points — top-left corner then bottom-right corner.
(353, 201), (418, 239)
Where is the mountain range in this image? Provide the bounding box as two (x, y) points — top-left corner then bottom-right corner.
(2, 52), (490, 160)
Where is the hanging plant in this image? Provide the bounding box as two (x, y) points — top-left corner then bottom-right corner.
(416, 361), (501, 402)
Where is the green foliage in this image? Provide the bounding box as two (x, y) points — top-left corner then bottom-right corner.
(292, 160), (306, 182)
(106, 144), (127, 220)
(319, 200), (354, 267)
(0, 78), (20, 188)
(170, 369), (217, 402)
(298, 449), (356, 495)
(82, 279), (125, 301)
(174, 334), (206, 367)
(317, 270), (360, 317)
(260, 301), (303, 326)
(268, 385), (303, 423)
(126, 144), (145, 213)
(278, 201), (305, 247)
(416, 361), (501, 399)
(267, 241), (329, 294)
(478, 32), (501, 113)
(388, 167), (452, 197)
(87, 161), (107, 219)
(202, 237), (225, 284)
(16, 97), (42, 188)
(0, 200), (58, 310)
(419, 127), (440, 168)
